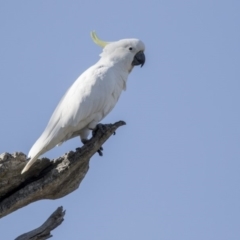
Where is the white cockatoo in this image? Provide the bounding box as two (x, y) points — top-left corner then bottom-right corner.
(21, 32), (145, 174)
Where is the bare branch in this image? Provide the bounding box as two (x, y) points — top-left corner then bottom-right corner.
(15, 206), (65, 240)
(0, 121), (126, 218)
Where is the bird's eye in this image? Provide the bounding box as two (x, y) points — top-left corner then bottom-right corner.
(129, 47), (133, 51)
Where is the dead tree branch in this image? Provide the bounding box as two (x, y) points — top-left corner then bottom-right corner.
(15, 206), (65, 240)
(0, 121), (126, 218)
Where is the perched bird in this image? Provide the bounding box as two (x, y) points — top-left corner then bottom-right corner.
(21, 32), (145, 174)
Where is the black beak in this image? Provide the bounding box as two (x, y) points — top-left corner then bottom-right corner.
(132, 51), (145, 67)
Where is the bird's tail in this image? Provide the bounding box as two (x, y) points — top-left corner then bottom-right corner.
(21, 155), (39, 174)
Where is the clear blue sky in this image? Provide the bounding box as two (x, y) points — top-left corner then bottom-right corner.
(1, 1), (240, 239)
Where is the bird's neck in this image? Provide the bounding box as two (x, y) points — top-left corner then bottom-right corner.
(98, 57), (132, 74)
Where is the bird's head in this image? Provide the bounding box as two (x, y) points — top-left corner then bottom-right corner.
(91, 31), (145, 73)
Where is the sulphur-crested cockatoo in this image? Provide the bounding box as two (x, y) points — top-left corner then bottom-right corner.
(21, 32), (145, 174)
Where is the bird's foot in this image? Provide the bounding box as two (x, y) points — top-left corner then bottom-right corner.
(97, 146), (103, 156)
(81, 138), (104, 156)
(91, 123), (106, 137)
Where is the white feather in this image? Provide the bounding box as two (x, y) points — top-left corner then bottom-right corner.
(21, 37), (145, 173)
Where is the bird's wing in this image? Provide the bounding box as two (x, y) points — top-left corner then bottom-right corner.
(26, 65), (117, 167)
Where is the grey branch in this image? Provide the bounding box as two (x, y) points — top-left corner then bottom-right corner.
(0, 121), (126, 218)
(15, 206), (65, 240)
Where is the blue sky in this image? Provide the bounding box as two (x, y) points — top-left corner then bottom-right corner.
(1, 1), (240, 239)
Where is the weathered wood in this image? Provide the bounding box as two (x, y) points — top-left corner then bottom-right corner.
(15, 206), (65, 240)
(0, 121), (126, 218)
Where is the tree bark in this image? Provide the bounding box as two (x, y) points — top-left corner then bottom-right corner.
(15, 206), (65, 240)
(0, 121), (126, 218)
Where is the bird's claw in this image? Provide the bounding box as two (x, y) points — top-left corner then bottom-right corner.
(92, 123), (106, 137)
(97, 146), (103, 156)
(81, 138), (103, 156)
